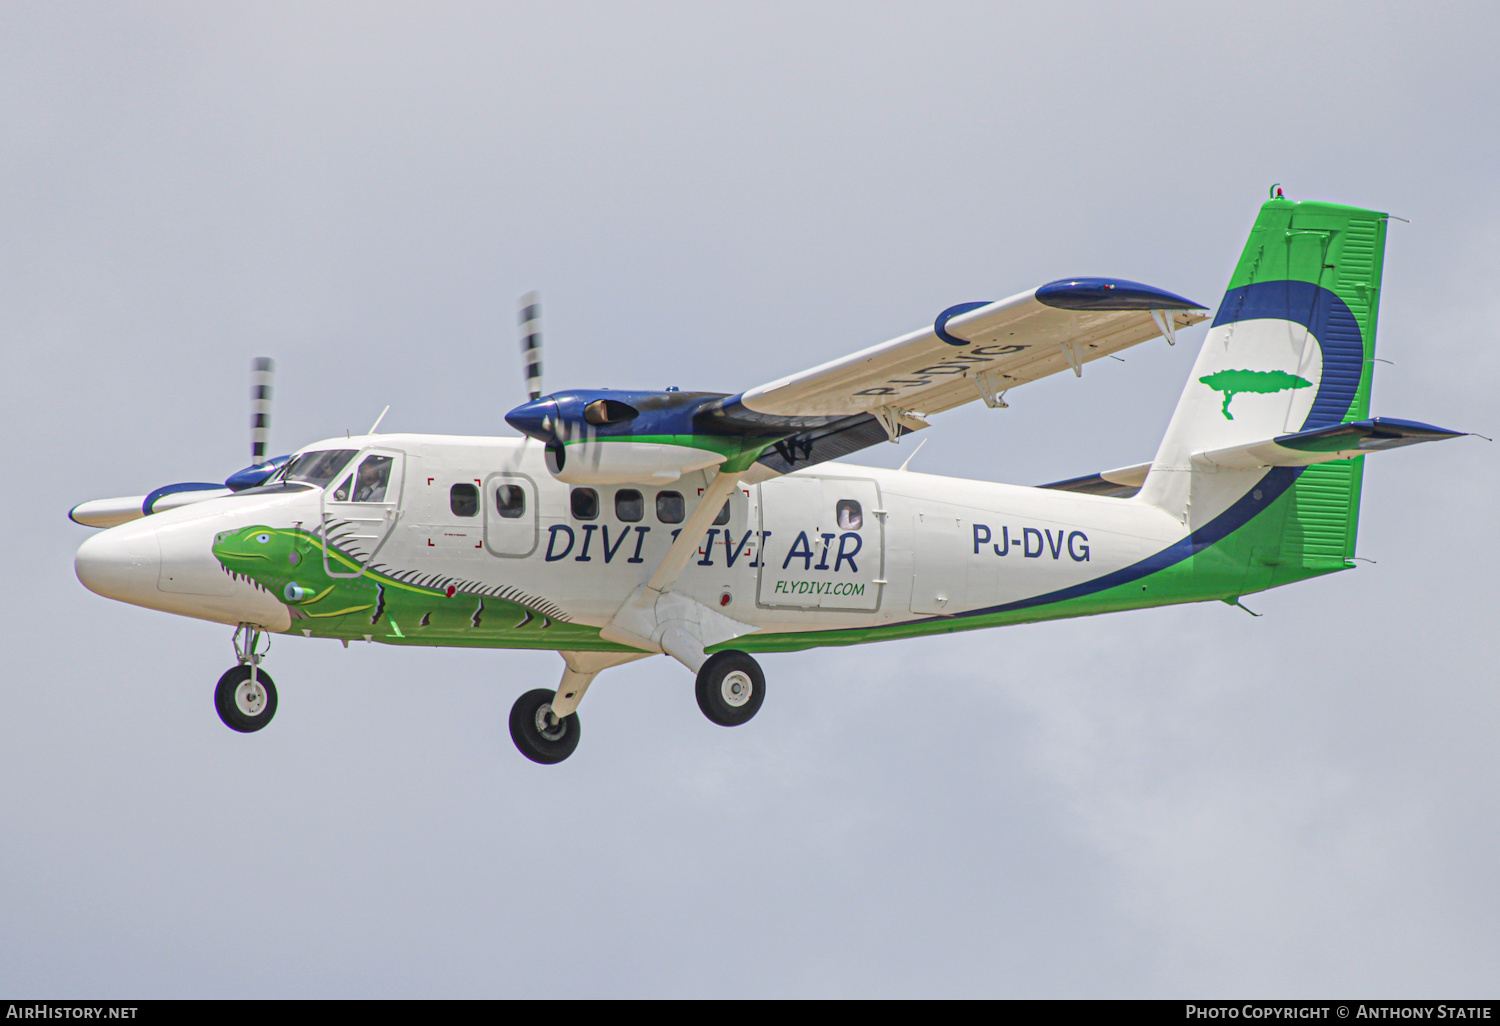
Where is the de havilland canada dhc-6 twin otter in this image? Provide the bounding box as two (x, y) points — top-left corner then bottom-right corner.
(70, 192), (1472, 764)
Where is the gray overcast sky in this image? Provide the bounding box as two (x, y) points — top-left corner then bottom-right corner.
(3, 0), (1497, 997)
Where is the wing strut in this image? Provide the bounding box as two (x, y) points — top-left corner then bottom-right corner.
(599, 469), (760, 668)
(647, 471), (744, 594)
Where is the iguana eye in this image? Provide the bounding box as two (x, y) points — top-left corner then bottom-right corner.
(255, 533), (271, 544)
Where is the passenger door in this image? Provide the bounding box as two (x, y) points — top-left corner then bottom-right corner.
(484, 472), (539, 557)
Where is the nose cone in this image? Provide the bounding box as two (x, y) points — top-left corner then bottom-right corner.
(505, 397), (559, 444)
(75, 527), (161, 604)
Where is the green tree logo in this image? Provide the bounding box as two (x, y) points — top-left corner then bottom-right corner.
(1199, 369), (1312, 420)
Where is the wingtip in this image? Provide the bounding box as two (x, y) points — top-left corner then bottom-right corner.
(1036, 277), (1205, 312)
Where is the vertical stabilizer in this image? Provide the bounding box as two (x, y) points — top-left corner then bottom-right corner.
(1140, 196), (1388, 543)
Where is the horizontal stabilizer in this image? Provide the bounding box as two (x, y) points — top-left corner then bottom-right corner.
(1192, 417), (1466, 470)
(1038, 462), (1151, 498)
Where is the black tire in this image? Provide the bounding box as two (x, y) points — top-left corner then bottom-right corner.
(509, 688), (581, 764)
(695, 650), (765, 727)
(214, 665), (278, 733)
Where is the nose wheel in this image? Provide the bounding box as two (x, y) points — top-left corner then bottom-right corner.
(509, 688), (581, 764)
(215, 623), (278, 733)
(214, 664), (279, 732)
(695, 650), (764, 726)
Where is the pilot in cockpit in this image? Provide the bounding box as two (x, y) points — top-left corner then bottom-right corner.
(352, 456), (391, 503)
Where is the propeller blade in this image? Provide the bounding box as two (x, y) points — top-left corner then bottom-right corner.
(518, 292), (543, 401)
(250, 357), (275, 464)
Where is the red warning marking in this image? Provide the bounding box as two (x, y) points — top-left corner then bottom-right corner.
(427, 478), (434, 485)
(445, 585), (457, 598)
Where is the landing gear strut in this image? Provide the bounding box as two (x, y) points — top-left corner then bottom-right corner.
(695, 650), (764, 727)
(216, 624), (278, 733)
(509, 688), (581, 764)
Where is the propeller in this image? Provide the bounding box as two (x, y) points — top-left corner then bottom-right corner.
(223, 357), (289, 491)
(511, 292), (603, 473)
(519, 292), (543, 401)
(250, 356), (274, 463)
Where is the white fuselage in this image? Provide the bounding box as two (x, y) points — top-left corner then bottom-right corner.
(77, 433), (1190, 640)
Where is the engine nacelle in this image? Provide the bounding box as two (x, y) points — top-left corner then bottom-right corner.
(507, 389), (740, 485)
(547, 438), (725, 485)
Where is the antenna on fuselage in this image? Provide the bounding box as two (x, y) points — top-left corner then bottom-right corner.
(250, 357), (274, 464)
(519, 292), (543, 401)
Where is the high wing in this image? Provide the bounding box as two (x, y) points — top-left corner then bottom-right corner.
(720, 277), (1207, 480)
(504, 277), (1209, 486)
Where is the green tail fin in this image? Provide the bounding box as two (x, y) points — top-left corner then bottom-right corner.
(1233, 198), (1390, 589)
(1142, 194), (1391, 593)
(1221, 196), (1389, 422)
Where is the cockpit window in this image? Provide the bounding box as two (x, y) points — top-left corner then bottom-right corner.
(281, 449), (356, 488)
(352, 455), (393, 503)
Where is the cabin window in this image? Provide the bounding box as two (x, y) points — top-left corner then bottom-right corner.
(655, 491), (684, 524)
(836, 499), (863, 530)
(450, 483), (479, 517)
(571, 487), (600, 521)
(615, 489), (644, 523)
(714, 500), (730, 526)
(352, 455), (392, 503)
(495, 484), (526, 519)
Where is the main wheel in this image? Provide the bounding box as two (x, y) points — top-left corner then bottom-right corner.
(509, 688), (581, 764)
(695, 651), (765, 726)
(214, 665), (278, 733)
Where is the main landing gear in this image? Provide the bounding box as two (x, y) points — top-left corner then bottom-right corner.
(506, 649), (766, 764)
(215, 624), (278, 733)
(695, 650), (765, 727)
(508, 689), (581, 765)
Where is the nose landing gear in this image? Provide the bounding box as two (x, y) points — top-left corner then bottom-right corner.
(215, 623), (278, 733)
(509, 688), (581, 764)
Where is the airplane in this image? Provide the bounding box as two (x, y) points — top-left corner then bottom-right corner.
(70, 191), (1470, 764)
